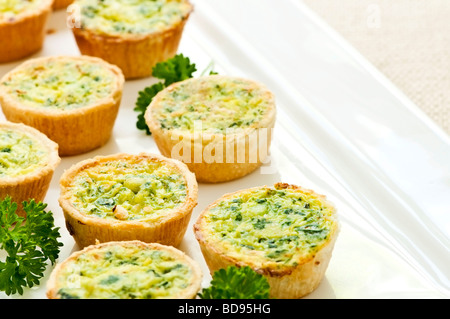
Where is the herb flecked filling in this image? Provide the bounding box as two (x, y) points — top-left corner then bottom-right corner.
(202, 185), (336, 265)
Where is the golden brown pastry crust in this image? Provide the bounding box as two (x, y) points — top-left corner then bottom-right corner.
(0, 0), (53, 63)
(70, 0), (193, 79)
(194, 183), (340, 299)
(58, 152), (198, 249)
(145, 75), (277, 183)
(52, 0), (73, 10)
(0, 121), (60, 217)
(0, 55), (124, 156)
(46, 240), (203, 299)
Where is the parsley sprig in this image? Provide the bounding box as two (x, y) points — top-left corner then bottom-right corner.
(134, 53), (217, 135)
(0, 197), (63, 296)
(198, 266), (271, 299)
(134, 54), (197, 135)
(135, 82), (166, 135)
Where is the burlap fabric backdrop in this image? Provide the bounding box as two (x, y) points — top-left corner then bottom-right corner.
(302, 0), (450, 135)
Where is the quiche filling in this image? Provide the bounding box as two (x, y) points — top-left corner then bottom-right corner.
(77, 0), (192, 35)
(153, 76), (272, 134)
(67, 158), (187, 222)
(0, 128), (48, 177)
(0, 0), (41, 20)
(1, 59), (116, 110)
(55, 244), (194, 299)
(201, 184), (336, 266)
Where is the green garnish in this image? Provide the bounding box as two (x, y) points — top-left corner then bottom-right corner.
(152, 54), (197, 87)
(0, 197), (63, 296)
(134, 54), (197, 135)
(135, 82), (165, 135)
(134, 53), (217, 135)
(198, 266), (271, 299)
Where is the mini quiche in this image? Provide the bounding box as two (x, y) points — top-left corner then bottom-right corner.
(70, 0), (193, 79)
(46, 240), (202, 299)
(145, 75), (277, 183)
(0, 55), (124, 156)
(53, 0), (72, 10)
(0, 0), (53, 63)
(0, 121), (60, 217)
(59, 152), (198, 249)
(193, 183), (339, 299)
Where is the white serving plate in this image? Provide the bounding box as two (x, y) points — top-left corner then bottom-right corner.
(1, 0), (449, 299)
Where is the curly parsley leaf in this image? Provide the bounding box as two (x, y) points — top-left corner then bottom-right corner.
(134, 82), (165, 135)
(198, 266), (271, 299)
(0, 197), (63, 296)
(133, 54), (197, 135)
(152, 54), (197, 87)
(134, 53), (216, 135)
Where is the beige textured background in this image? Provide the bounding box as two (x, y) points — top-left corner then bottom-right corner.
(302, 0), (450, 135)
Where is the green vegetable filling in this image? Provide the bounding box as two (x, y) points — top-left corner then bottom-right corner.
(154, 76), (270, 133)
(77, 0), (192, 35)
(0, 128), (48, 177)
(69, 158), (187, 221)
(206, 186), (334, 265)
(0, 0), (41, 19)
(2, 59), (116, 110)
(56, 245), (192, 299)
